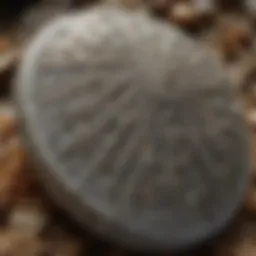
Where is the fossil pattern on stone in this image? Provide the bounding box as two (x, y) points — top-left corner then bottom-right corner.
(14, 6), (251, 252)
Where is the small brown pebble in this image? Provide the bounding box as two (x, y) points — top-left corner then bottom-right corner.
(0, 100), (15, 116)
(212, 220), (256, 256)
(0, 35), (19, 78)
(236, 241), (256, 256)
(0, 37), (12, 53)
(0, 113), (16, 141)
(0, 230), (43, 256)
(9, 198), (49, 235)
(246, 109), (256, 128)
(243, 64), (256, 93)
(0, 114), (31, 212)
(170, 2), (200, 30)
(226, 61), (245, 88)
(0, 49), (18, 75)
(0, 142), (26, 209)
(215, 222), (256, 256)
(244, 184), (256, 213)
(216, 16), (253, 61)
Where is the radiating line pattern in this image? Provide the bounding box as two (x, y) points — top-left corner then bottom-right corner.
(19, 6), (251, 250)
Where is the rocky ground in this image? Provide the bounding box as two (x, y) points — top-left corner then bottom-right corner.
(0, 0), (255, 255)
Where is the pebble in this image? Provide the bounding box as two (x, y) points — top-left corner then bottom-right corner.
(0, 113), (16, 140)
(0, 0), (253, 255)
(14, 5), (251, 252)
(0, 230), (43, 256)
(213, 221), (256, 256)
(216, 16), (253, 61)
(9, 198), (48, 235)
(244, 184), (256, 213)
(0, 37), (12, 53)
(246, 109), (256, 128)
(0, 114), (25, 210)
(0, 50), (18, 77)
(169, 2), (200, 30)
(243, 63), (256, 93)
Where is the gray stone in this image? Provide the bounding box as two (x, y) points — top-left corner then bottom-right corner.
(14, 6), (251, 252)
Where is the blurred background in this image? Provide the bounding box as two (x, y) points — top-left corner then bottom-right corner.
(0, 0), (255, 255)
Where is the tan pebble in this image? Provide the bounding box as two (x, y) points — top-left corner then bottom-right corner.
(0, 100), (15, 117)
(246, 109), (256, 127)
(0, 49), (18, 73)
(170, 2), (200, 29)
(216, 16), (253, 61)
(211, 226), (238, 256)
(212, 220), (256, 256)
(9, 199), (48, 235)
(0, 114), (28, 209)
(0, 37), (12, 53)
(236, 242), (256, 256)
(242, 64), (256, 93)
(54, 239), (82, 256)
(213, 246), (234, 256)
(243, 131), (256, 214)
(226, 62), (245, 88)
(0, 114), (16, 142)
(244, 184), (256, 213)
(230, 226), (256, 256)
(0, 142), (26, 209)
(228, 53), (256, 95)
(0, 230), (43, 256)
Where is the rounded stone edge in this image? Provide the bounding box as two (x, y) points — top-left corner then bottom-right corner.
(12, 7), (253, 253)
